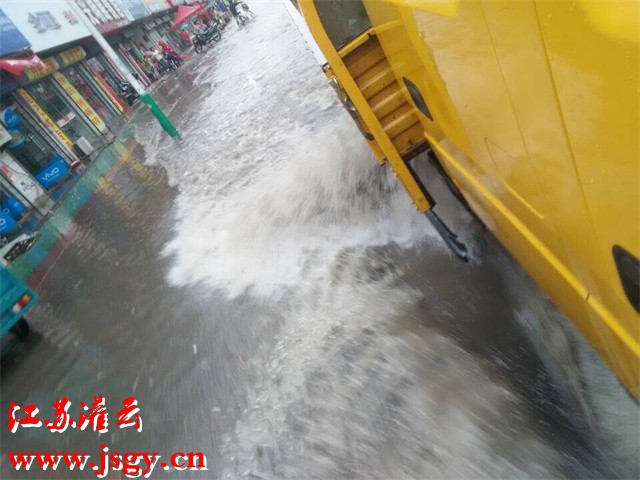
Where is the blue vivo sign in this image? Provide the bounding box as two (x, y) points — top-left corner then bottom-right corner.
(0, 211), (18, 235)
(0, 197), (25, 219)
(35, 156), (69, 189)
(0, 9), (30, 56)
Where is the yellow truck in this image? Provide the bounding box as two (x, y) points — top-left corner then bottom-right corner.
(298, 0), (639, 396)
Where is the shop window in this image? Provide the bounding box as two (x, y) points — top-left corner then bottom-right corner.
(0, 103), (63, 178)
(26, 79), (99, 146)
(64, 66), (115, 123)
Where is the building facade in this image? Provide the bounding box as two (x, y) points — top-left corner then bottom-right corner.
(0, 0), (197, 242)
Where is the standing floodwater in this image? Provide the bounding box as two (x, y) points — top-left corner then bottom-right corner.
(137, 2), (637, 478)
(1, 2), (637, 480)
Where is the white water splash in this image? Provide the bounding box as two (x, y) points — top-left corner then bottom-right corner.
(134, 1), (437, 298)
(162, 122), (435, 297)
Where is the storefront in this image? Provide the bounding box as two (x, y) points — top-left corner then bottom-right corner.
(0, 178), (26, 238)
(10, 46), (125, 159)
(59, 65), (120, 129)
(0, 103), (76, 202)
(85, 54), (130, 107)
(22, 78), (102, 152)
(1, 104), (65, 176)
(117, 43), (152, 86)
(0, 142), (53, 239)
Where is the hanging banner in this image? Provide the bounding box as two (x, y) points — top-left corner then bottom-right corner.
(15, 89), (74, 148)
(52, 72), (106, 132)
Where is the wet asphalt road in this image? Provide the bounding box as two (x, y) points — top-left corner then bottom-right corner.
(1, 3), (638, 479)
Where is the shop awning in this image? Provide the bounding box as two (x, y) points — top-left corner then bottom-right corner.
(0, 55), (46, 77)
(167, 4), (203, 32)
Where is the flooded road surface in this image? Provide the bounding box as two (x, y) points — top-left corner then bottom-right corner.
(2, 2), (638, 479)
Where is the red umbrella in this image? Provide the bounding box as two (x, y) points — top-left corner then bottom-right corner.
(167, 4), (203, 32)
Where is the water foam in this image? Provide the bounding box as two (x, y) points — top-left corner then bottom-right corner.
(162, 120), (435, 297)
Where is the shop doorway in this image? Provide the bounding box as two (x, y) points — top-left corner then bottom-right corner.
(26, 78), (101, 152)
(85, 56), (128, 113)
(63, 65), (119, 127)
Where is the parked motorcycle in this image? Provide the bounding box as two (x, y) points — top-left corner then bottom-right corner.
(118, 80), (139, 106)
(193, 24), (222, 53)
(163, 51), (181, 70)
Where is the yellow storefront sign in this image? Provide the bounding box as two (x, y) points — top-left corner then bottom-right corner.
(16, 89), (73, 149)
(59, 46), (87, 66)
(22, 47), (87, 83)
(24, 58), (60, 82)
(53, 72), (106, 132)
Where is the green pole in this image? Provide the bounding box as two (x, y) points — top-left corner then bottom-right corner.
(140, 93), (180, 138)
(66, 0), (180, 139)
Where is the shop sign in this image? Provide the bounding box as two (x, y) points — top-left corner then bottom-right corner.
(1, 197), (26, 219)
(1, 109), (21, 129)
(0, 210), (18, 235)
(16, 89), (74, 149)
(52, 72), (106, 132)
(59, 46), (87, 67)
(1, 5), (89, 53)
(0, 151), (46, 203)
(1, 3), (91, 53)
(0, 8), (31, 56)
(23, 57), (60, 83)
(35, 155), (69, 189)
(21, 46), (87, 83)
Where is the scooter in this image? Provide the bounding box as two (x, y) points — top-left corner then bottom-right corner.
(163, 51), (181, 70)
(193, 24), (222, 53)
(118, 80), (139, 106)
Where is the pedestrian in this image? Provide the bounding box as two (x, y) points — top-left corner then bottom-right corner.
(159, 40), (183, 63)
(143, 56), (157, 81)
(179, 29), (191, 47)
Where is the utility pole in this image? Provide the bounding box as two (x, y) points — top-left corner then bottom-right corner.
(66, 0), (180, 138)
